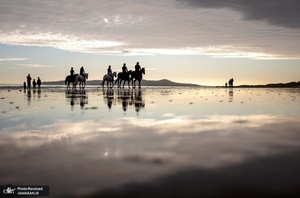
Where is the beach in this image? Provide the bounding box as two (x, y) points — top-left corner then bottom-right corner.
(1, 86), (300, 197)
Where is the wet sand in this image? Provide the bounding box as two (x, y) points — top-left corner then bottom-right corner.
(0, 87), (300, 197)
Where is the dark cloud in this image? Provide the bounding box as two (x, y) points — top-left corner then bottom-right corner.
(177, 0), (300, 29)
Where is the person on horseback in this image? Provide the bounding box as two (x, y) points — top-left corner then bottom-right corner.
(80, 66), (85, 79)
(135, 62), (141, 73)
(107, 65), (113, 78)
(122, 63), (128, 75)
(70, 67), (75, 76)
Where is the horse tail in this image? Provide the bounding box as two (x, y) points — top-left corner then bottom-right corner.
(101, 76), (105, 87)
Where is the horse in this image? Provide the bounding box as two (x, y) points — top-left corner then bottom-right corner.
(115, 70), (132, 88)
(65, 74), (78, 89)
(102, 72), (117, 88)
(130, 68), (145, 88)
(73, 73), (88, 89)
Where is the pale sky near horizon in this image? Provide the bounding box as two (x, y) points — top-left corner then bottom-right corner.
(0, 0), (299, 86)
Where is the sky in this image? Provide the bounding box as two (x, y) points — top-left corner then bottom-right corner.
(0, 0), (300, 86)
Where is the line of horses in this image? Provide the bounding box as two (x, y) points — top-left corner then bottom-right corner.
(65, 68), (145, 89)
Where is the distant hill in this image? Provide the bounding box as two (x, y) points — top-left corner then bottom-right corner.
(238, 81), (300, 88)
(43, 79), (201, 87)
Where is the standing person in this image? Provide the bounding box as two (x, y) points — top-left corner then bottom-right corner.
(135, 62), (141, 73)
(231, 78), (234, 87)
(27, 74), (32, 90)
(23, 82), (26, 90)
(32, 79), (37, 89)
(37, 77), (41, 89)
(70, 67), (75, 76)
(107, 65), (113, 77)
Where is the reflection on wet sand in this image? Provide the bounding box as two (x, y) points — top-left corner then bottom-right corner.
(26, 89), (42, 105)
(0, 87), (300, 197)
(103, 88), (145, 112)
(228, 87), (233, 102)
(65, 89), (88, 108)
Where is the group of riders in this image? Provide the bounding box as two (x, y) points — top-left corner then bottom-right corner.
(67, 62), (144, 88)
(70, 66), (86, 79)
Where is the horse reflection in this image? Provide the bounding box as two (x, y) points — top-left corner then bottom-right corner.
(134, 89), (145, 113)
(102, 88), (145, 113)
(117, 89), (132, 112)
(65, 89), (88, 109)
(103, 88), (115, 109)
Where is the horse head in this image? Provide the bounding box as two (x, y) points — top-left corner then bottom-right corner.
(113, 72), (117, 77)
(141, 68), (145, 75)
(85, 73), (89, 79)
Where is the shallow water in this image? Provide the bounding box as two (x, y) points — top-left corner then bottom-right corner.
(1, 87), (300, 197)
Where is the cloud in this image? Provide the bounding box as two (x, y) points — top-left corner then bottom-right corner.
(18, 64), (52, 68)
(0, 58), (28, 61)
(0, 0), (299, 59)
(177, 0), (300, 29)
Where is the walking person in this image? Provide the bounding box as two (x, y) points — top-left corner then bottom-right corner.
(27, 74), (32, 90)
(33, 79), (37, 89)
(37, 77), (41, 89)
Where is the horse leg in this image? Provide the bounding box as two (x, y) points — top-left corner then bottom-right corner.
(122, 79), (126, 88)
(127, 80), (131, 88)
(115, 79), (119, 88)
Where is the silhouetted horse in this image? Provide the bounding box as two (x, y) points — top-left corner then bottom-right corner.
(131, 68), (145, 88)
(73, 73), (88, 89)
(65, 74), (78, 89)
(102, 72), (117, 88)
(115, 70), (132, 88)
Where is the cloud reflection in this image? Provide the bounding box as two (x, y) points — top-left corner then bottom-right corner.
(1, 88), (300, 197)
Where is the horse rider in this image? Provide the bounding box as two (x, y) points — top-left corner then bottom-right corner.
(135, 62), (141, 73)
(80, 66), (85, 79)
(122, 63), (128, 75)
(107, 65), (113, 78)
(70, 67), (75, 76)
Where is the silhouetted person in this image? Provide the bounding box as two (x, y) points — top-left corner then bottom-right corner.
(107, 65), (113, 77)
(27, 74), (32, 89)
(70, 67), (75, 76)
(225, 82), (228, 88)
(23, 82), (26, 90)
(80, 66), (85, 79)
(37, 77), (41, 89)
(32, 79), (36, 89)
(228, 78), (234, 88)
(135, 62), (141, 73)
(122, 63), (128, 74)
